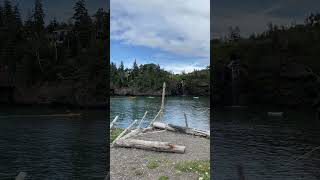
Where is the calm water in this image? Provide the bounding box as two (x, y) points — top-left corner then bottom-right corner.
(213, 107), (320, 180)
(110, 96), (210, 130)
(0, 107), (107, 179)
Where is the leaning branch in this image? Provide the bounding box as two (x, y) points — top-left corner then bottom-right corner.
(110, 116), (119, 128)
(152, 122), (210, 138)
(111, 119), (138, 147)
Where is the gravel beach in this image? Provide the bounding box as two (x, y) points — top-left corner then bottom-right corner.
(110, 130), (210, 180)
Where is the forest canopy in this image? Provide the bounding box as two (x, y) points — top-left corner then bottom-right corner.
(110, 60), (209, 96)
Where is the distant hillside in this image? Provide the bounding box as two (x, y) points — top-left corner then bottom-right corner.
(213, 13), (320, 107)
(110, 61), (209, 96)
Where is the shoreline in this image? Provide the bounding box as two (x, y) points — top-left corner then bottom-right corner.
(110, 130), (210, 180)
(0, 102), (108, 110)
(110, 94), (209, 97)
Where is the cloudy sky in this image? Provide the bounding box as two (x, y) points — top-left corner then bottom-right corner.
(212, 0), (320, 38)
(111, 0), (210, 74)
(0, 0), (107, 24)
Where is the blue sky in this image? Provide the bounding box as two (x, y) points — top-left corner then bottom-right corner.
(110, 0), (210, 74)
(212, 0), (320, 38)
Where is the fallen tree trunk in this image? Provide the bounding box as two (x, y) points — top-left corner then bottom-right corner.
(142, 127), (154, 133)
(120, 129), (142, 140)
(15, 172), (27, 180)
(111, 120), (138, 147)
(110, 116), (119, 128)
(114, 139), (185, 153)
(152, 122), (210, 138)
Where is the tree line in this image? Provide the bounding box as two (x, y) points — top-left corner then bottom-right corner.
(212, 12), (320, 106)
(110, 60), (209, 95)
(0, 0), (108, 86)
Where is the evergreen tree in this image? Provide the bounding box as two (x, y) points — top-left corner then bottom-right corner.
(3, 0), (13, 27)
(73, 0), (92, 48)
(33, 0), (45, 33)
(47, 18), (58, 32)
(132, 59), (139, 77)
(228, 26), (241, 42)
(13, 5), (22, 30)
(93, 8), (108, 39)
(24, 11), (34, 33)
(0, 5), (3, 27)
(119, 61), (124, 72)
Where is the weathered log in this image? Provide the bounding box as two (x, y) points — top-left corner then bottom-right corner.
(148, 82), (166, 127)
(148, 109), (162, 126)
(120, 129), (142, 140)
(142, 127), (154, 133)
(183, 112), (189, 128)
(142, 129), (167, 136)
(111, 120), (138, 147)
(114, 139), (185, 153)
(137, 111), (148, 128)
(160, 82), (166, 109)
(15, 172), (27, 180)
(110, 116), (119, 128)
(267, 112), (283, 117)
(152, 122), (210, 138)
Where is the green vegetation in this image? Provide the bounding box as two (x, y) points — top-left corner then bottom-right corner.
(158, 176), (169, 180)
(213, 13), (320, 106)
(110, 61), (209, 96)
(110, 128), (123, 142)
(175, 160), (210, 180)
(146, 160), (160, 169)
(0, 0), (108, 106)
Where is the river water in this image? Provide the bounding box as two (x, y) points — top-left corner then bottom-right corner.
(213, 107), (320, 180)
(110, 96), (210, 130)
(0, 107), (107, 179)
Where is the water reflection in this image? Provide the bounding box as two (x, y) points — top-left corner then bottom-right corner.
(213, 107), (320, 180)
(110, 96), (210, 130)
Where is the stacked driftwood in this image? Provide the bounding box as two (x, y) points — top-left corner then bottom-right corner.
(110, 82), (210, 154)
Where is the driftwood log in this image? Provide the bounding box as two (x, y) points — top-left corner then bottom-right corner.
(15, 172), (27, 180)
(148, 82), (166, 127)
(114, 139), (185, 153)
(111, 120), (138, 147)
(152, 122), (210, 138)
(120, 129), (142, 140)
(137, 111), (148, 128)
(110, 116), (119, 128)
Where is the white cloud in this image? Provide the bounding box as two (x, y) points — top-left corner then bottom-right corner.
(111, 0), (210, 58)
(161, 61), (208, 74)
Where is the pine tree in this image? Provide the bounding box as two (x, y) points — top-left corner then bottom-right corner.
(33, 0), (45, 33)
(13, 5), (22, 29)
(119, 61), (124, 71)
(24, 11), (34, 33)
(73, 0), (92, 48)
(3, 0), (13, 27)
(132, 59), (139, 77)
(94, 8), (108, 39)
(0, 5), (3, 27)
(47, 18), (58, 32)
(94, 8), (104, 29)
